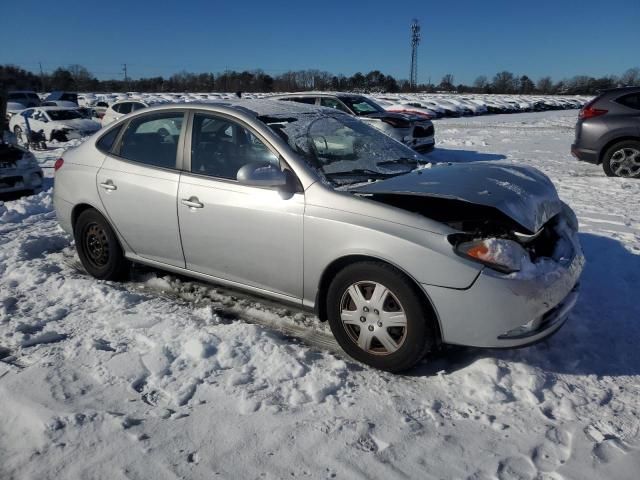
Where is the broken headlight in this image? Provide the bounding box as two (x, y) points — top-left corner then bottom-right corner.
(454, 237), (529, 274)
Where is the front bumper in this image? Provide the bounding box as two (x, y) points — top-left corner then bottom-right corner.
(571, 144), (599, 164)
(0, 167), (44, 193)
(423, 234), (585, 348)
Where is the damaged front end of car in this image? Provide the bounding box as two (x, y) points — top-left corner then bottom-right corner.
(348, 162), (582, 278)
(347, 162), (585, 347)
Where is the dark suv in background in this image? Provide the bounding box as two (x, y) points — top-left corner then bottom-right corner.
(274, 93), (435, 154)
(572, 86), (640, 178)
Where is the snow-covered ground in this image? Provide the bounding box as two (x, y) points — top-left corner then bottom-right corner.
(1, 110), (639, 480)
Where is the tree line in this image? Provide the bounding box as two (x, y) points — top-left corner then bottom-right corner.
(2, 64), (639, 95)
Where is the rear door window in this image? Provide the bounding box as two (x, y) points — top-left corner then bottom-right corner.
(117, 112), (185, 169)
(114, 103), (133, 114)
(617, 94), (640, 110)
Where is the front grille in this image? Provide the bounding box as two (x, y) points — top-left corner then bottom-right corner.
(0, 161), (17, 169)
(413, 125), (434, 138)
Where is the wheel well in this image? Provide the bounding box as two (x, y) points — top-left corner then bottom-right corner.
(315, 255), (442, 342)
(599, 136), (640, 164)
(71, 203), (97, 231)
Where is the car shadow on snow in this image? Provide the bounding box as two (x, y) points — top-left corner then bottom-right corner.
(426, 148), (507, 164)
(409, 233), (640, 378)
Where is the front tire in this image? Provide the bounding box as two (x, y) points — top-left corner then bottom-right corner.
(74, 209), (129, 281)
(326, 261), (436, 372)
(602, 140), (640, 178)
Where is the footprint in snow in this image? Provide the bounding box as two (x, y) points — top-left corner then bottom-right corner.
(187, 452), (199, 464)
(21, 331), (67, 348)
(497, 455), (536, 480)
(93, 338), (116, 352)
(532, 426), (572, 472)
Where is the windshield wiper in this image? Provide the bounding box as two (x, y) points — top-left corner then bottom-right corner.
(325, 169), (398, 179)
(376, 157), (426, 168)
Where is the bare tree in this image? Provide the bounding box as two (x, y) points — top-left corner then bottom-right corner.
(473, 75), (488, 92)
(439, 74), (455, 91)
(536, 76), (554, 94)
(620, 67), (640, 86)
(492, 71), (516, 93)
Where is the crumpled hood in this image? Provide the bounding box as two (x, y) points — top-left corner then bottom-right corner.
(54, 118), (101, 131)
(348, 162), (563, 233)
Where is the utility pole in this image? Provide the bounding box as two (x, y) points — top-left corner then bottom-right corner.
(122, 63), (129, 90)
(409, 19), (421, 91)
(39, 61), (45, 91)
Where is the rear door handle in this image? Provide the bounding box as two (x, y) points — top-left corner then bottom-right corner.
(100, 180), (117, 191)
(181, 197), (204, 209)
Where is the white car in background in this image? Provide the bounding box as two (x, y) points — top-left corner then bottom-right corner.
(41, 100), (80, 108)
(7, 91), (41, 109)
(9, 107), (101, 143)
(101, 99), (149, 126)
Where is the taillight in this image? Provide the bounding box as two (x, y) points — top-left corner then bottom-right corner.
(579, 100), (607, 119)
(54, 158), (64, 171)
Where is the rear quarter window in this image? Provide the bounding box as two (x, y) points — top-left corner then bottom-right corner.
(96, 126), (122, 154)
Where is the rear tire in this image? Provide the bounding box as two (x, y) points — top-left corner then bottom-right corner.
(602, 140), (640, 178)
(74, 209), (129, 281)
(326, 261), (436, 372)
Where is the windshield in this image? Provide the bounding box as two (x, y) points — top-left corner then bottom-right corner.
(261, 113), (424, 186)
(339, 96), (384, 116)
(47, 109), (82, 120)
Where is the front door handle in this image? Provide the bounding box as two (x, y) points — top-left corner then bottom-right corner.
(100, 180), (117, 191)
(181, 197), (204, 209)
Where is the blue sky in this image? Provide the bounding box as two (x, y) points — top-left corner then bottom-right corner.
(2, 0), (638, 84)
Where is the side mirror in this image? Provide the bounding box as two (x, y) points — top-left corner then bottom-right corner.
(236, 162), (287, 188)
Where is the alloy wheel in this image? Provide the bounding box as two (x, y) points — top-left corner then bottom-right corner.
(610, 147), (640, 178)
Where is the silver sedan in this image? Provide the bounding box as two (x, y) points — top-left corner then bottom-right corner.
(53, 100), (584, 372)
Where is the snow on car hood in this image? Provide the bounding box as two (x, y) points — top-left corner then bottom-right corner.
(348, 162), (563, 233)
(54, 118), (101, 131)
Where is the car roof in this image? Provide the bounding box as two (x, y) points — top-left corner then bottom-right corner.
(111, 98), (151, 105)
(141, 99), (343, 118)
(600, 86), (640, 95)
